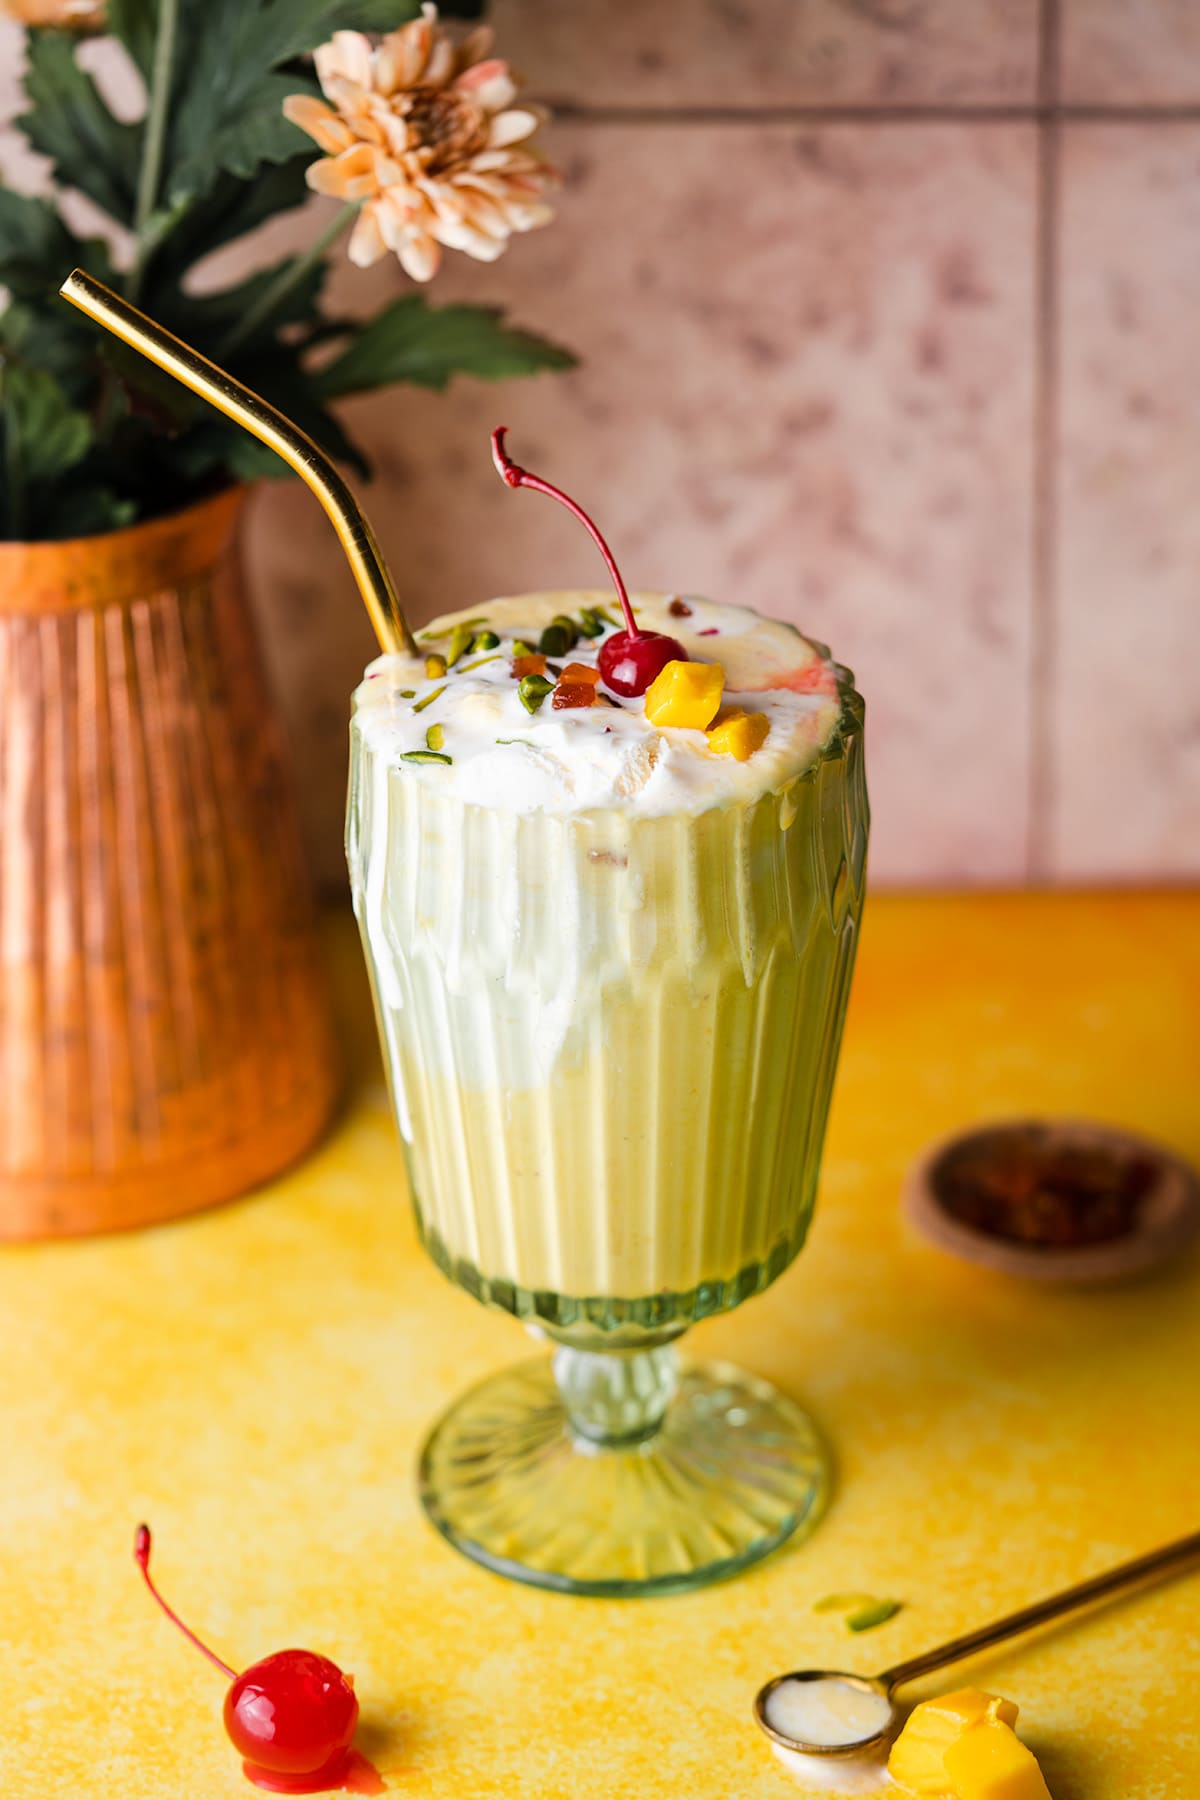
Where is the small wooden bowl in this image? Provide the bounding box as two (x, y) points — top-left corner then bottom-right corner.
(903, 1119), (1200, 1283)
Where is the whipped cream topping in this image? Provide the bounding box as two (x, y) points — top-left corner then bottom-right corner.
(351, 591), (844, 818)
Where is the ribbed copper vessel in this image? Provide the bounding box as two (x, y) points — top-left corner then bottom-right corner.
(0, 487), (339, 1239)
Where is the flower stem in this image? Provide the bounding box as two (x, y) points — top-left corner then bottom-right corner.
(215, 202), (358, 362)
(128, 0), (179, 302)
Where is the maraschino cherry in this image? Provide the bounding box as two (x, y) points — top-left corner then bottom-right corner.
(490, 427), (686, 696)
(134, 1525), (383, 1795)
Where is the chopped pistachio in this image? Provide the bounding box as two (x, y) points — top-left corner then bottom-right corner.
(419, 616), (488, 643)
(496, 736), (532, 746)
(814, 1592), (878, 1614)
(577, 609), (605, 639)
(518, 673), (554, 715)
(538, 623), (571, 657)
(846, 1599), (901, 1633)
(399, 749), (453, 765)
(425, 722), (445, 751)
(446, 623), (476, 667)
(412, 684), (447, 714)
(512, 639), (535, 657)
(474, 629), (500, 650)
(398, 689), (416, 698)
(458, 653), (504, 673)
(424, 653), (447, 680)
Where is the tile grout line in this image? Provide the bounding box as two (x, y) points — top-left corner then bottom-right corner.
(1027, 0), (1062, 882)
(548, 102), (1200, 126)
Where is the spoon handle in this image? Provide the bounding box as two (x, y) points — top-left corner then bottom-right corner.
(878, 1528), (1200, 1692)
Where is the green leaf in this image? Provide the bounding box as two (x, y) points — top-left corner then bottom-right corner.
(0, 190), (82, 298)
(153, 255), (327, 351)
(0, 302), (97, 405)
(0, 198), (117, 401)
(315, 298), (577, 398)
(52, 486), (138, 538)
(0, 362), (97, 538)
(1, 364), (92, 488)
(159, 0), (426, 205)
(147, 157), (313, 275)
(17, 32), (140, 225)
(105, 0), (158, 80)
(239, 341), (369, 475)
(139, 339), (370, 486)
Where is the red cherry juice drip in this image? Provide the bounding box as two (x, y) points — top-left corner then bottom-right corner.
(243, 1748), (385, 1795)
(490, 427), (640, 640)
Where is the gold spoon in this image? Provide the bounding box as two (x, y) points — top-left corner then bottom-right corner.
(58, 268), (417, 658)
(754, 1527), (1200, 1761)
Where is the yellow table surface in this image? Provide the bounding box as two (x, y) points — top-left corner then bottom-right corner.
(3, 892), (1199, 1800)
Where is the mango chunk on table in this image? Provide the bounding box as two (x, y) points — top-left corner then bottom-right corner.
(943, 1716), (1053, 1800)
(889, 1688), (1050, 1800)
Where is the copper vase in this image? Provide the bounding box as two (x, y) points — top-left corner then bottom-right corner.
(0, 487), (339, 1239)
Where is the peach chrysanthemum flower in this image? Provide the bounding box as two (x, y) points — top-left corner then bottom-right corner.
(283, 3), (557, 283)
(3, 0), (105, 29)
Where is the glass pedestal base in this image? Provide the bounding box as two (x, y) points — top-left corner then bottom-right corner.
(418, 1347), (829, 1597)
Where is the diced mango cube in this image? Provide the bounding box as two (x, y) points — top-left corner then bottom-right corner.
(707, 708), (770, 760)
(942, 1719), (1052, 1800)
(889, 1691), (1021, 1797)
(644, 660), (724, 730)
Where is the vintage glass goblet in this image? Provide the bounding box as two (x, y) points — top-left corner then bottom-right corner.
(347, 639), (867, 1596)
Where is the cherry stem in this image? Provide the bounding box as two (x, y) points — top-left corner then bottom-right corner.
(490, 427), (639, 639)
(134, 1524), (237, 1681)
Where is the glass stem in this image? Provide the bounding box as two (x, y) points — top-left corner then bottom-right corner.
(553, 1344), (679, 1448)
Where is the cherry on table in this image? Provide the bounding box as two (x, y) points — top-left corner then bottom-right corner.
(134, 1525), (382, 1795)
(490, 426), (689, 698)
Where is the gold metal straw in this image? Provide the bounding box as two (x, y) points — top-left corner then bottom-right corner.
(59, 268), (416, 657)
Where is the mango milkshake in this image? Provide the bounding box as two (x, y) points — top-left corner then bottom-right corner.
(346, 434), (867, 1594)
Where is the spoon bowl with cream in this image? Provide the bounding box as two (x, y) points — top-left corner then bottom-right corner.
(756, 1670), (896, 1760)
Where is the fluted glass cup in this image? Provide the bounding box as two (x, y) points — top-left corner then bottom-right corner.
(346, 648), (867, 1596)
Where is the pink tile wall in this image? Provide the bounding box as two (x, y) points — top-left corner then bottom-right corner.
(1052, 124), (1200, 880)
(489, 0), (1041, 108)
(1061, 0), (1200, 106)
(1, 3), (1198, 891)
